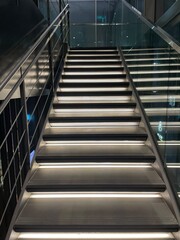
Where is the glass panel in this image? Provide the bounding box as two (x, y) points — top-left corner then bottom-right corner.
(115, 1), (180, 200)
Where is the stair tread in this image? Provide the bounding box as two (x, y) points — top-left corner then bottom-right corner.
(62, 74), (126, 79)
(63, 67), (123, 72)
(37, 145), (154, 158)
(56, 91), (132, 96)
(44, 126), (146, 135)
(14, 197), (178, 231)
(49, 112), (140, 118)
(53, 102), (136, 109)
(27, 167), (165, 192)
(59, 82), (129, 88)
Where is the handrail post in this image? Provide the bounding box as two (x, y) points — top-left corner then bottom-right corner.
(19, 68), (30, 173)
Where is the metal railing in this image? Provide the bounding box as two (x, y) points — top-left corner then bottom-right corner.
(0, 3), (69, 239)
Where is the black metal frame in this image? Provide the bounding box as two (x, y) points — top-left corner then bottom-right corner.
(0, 3), (69, 239)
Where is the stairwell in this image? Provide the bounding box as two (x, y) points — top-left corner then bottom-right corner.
(11, 48), (179, 240)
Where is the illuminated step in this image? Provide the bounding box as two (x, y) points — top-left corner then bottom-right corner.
(52, 102), (136, 112)
(124, 52), (177, 57)
(128, 63), (180, 67)
(61, 78), (127, 83)
(26, 164), (165, 192)
(69, 49), (118, 54)
(48, 112), (141, 127)
(137, 86), (180, 91)
(67, 59), (120, 62)
(122, 47), (172, 52)
(145, 108), (180, 115)
(59, 87), (128, 92)
(65, 64), (122, 68)
(133, 77), (180, 82)
(43, 126), (148, 142)
(126, 57), (177, 62)
(130, 70), (179, 74)
(36, 144), (155, 163)
(63, 66), (123, 72)
(14, 196), (178, 232)
(62, 71), (125, 75)
(67, 54), (119, 57)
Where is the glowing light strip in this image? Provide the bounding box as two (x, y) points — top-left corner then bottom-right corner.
(65, 65), (121, 68)
(124, 52), (173, 56)
(59, 87), (128, 91)
(141, 95), (179, 100)
(158, 141), (180, 146)
(61, 79), (126, 82)
(57, 96), (130, 100)
(68, 54), (118, 57)
(131, 70), (180, 74)
(39, 162), (150, 166)
(133, 77), (180, 82)
(30, 193), (160, 199)
(45, 142), (144, 146)
(63, 72), (124, 75)
(39, 164), (151, 169)
(18, 232), (172, 239)
(137, 86), (180, 91)
(50, 122), (139, 127)
(167, 165), (180, 168)
(129, 63), (180, 67)
(67, 59), (120, 62)
(126, 57), (176, 61)
(54, 109), (134, 112)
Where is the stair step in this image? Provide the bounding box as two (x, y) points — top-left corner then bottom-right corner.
(36, 145), (155, 163)
(64, 66), (123, 72)
(139, 90), (180, 96)
(131, 73), (179, 79)
(129, 65), (179, 71)
(53, 102), (136, 109)
(122, 47), (173, 53)
(62, 74), (126, 79)
(59, 82), (129, 88)
(68, 50), (118, 54)
(65, 61), (121, 66)
(125, 53), (177, 59)
(67, 58), (121, 63)
(48, 114), (141, 126)
(43, 127), (148, 141)
(135, 80), (180, 87)
(14, 197), (178, 232)
(67, 55), (119, 60)
(126, 57), (177, 62)
(56, 91), (132, 97)
(27, 166), (165, 192)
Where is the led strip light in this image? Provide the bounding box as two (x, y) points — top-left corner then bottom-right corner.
(18, 232), (173, 239)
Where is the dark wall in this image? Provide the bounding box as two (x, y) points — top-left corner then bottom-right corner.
(0, 0), (46, 56)
(0, 0), (47, 81)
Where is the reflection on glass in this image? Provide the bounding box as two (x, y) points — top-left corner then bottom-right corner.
(117, 1), (180, 198)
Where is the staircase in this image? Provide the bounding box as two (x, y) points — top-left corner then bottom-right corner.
(12, 48), (178, 240)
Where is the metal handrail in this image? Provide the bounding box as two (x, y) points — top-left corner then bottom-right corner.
(119, 47), (180, 225)
(122, 0), (180, 54)
(0, 4), (69, 92)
